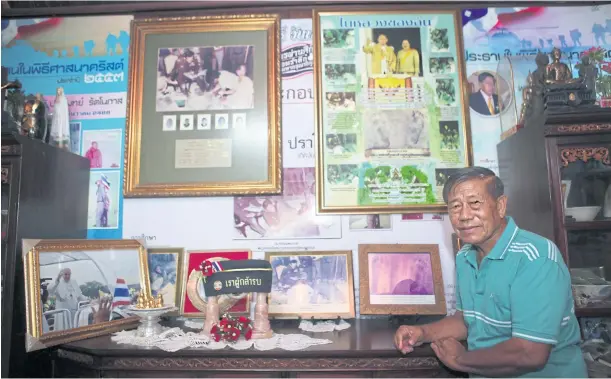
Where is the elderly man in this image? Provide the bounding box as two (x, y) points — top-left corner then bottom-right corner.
(394, 167), (586, 378)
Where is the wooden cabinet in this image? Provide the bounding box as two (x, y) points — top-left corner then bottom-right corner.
(52, 319), (464, 378)
(1, 132), (90, 377)
(497, 109), (611, 318)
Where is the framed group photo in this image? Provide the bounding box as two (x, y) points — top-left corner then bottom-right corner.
(313, 8), (472, 214)
(124, 14), (282, 197)
(265, 251), (355, 319)
(178, 249), (251, 318)
(22, 239), (151, 351)
(358, 244), (446, 315)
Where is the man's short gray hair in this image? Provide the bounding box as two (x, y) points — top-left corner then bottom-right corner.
(442, 167), (504, 203)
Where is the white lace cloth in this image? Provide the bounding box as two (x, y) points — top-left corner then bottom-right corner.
(298, 320), (351, 332)
(182, 319), (351, 333)
(112, 327), (332, 352)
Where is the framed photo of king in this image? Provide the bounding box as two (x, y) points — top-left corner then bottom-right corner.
(313, 8), (472, 215)
(124, 14), (282, 197)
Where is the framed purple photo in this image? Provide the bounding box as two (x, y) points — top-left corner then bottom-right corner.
(358, 244), (446, 315)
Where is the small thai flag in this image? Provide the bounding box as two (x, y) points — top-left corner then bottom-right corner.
(112, 278), (131, 308)
(211, 261), (223, 273)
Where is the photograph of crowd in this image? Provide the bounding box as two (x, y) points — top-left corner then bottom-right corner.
(38, 250), (142, 334)
(268, 253), (353, 316)
(325, 64), (357, 83)
(363, 109), (429, 153)
(429, 57), (455, 74)
(439, 121), (460, 150)
(327, 164), (359, 185)
(326, 133), (357, 154)
(435, 78), (456, 105)
(322, 29), (355, 49)
(156, 45), (255, 112)
(325, 92), (356, 111)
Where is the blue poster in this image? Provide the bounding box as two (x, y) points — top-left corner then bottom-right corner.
(1, 16), (133, 239)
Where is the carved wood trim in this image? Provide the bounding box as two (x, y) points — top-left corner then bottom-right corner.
(56, 354), (441, 371)
(545, 123), (611, 136)
(559, 147), (611, 167)
(0, 145), (20, 155)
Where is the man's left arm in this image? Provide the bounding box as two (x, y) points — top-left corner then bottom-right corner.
(441, 255), (568, 376)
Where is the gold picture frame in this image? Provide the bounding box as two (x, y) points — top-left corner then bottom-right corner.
(178, 249), (252, 318)
(124, 14), (282, 197)
(23, 239), (151, 352)
(358, 244), (446, 315)
(146, 247), (184, 314)
(265, 251), (355, 319)
(313, 8), (473, 214)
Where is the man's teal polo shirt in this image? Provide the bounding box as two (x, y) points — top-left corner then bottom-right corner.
(455, 217), (587, 378)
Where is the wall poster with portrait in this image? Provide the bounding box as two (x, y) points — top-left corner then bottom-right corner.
(265, 251), (355, 319)
(358, 244), (446, 315)
(179, 249), (251, 318)
(22, 239), (151, 351)
(125, 15), (281, 197)
(313, 9), (472, 214)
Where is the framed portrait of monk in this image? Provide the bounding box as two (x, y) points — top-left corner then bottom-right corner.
(124, 15), (281, 197)
(358, 244), (446, 315)
(313, 8), (472, 214)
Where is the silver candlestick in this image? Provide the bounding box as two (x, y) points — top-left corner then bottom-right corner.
(127, 306), (176, 338)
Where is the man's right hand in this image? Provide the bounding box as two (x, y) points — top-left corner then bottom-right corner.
(394, 325), (425, 354)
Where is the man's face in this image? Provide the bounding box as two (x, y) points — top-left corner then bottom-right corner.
(378, 35), (388, 46)
(481, 76), (495, 96)
(447, 178), (506, 245)
(63, 270), (71, 282)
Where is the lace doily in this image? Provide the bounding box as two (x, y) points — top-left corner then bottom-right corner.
(298, 320), (351, 332)
(112, 327), (332, 352)
(183, 319), (204, 329)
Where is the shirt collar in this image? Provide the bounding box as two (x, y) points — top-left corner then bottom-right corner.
(461, 217), (519, 267)
(479, 90), (492, 101)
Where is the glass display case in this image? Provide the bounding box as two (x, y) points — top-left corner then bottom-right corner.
(559, 143), (611, 314)
(496, 55), (537, 138)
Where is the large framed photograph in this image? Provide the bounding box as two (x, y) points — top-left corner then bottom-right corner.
(265, 251), (355, 319)
(358, 244), (446, 315)
(313, 9), (472, 214)
(147, 247), (184, 313)
(178, 249), (251, 317)
(22, 239), (151, 351)
(125, 15), (281, 197)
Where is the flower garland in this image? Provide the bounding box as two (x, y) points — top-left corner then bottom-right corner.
(210, 313), (254, 343)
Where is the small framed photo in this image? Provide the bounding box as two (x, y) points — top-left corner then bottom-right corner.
(162, 115), (176, 131)
(232, 113), (246, 129)
(179, 249), (251, 317)
(197, 114), (211, 130)
(147, 248), (184, 313)
(215, 113), (229, 130)
(358, 244), (446, 315)
(22, 239), (151, 351)
(265, 251), (355, 319)
(179, 114), (194, 131)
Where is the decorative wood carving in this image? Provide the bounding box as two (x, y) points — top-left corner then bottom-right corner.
(559, 147), (610, 167)
(545, 123), (611, 135)
(55, 353), (441, 371)
(0, 145), (20, 155)
(1, 167), (8, 184)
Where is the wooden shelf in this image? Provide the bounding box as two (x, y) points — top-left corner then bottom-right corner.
(575, 307), (611, 317)
(564, 220), (611, 231)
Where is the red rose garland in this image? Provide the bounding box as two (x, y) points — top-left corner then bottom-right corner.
(209, 313), (254, 343)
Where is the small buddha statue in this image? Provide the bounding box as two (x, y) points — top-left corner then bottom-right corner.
(578, 55), (598, 92)
(518, 72), (534, 125)
(546, 47), (577, 84)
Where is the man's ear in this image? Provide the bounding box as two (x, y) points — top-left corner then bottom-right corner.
(496, 195), (508, 218)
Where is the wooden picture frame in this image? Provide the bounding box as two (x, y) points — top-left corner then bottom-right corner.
(125, 14), (282, 197)
(178, 249), (251, 318)
(313, 8), (472, 214)
(22, 239), (151, 351)
(146, 247), (184, 314)
(265, 251), (355, 319)
(358, 244), (446, 315)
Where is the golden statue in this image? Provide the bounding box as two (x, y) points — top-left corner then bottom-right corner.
(155, 294), (164, 308)
(519, 72), (534, 125)
(545, 47), (577, 84)
(135, 291), (164, 309)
